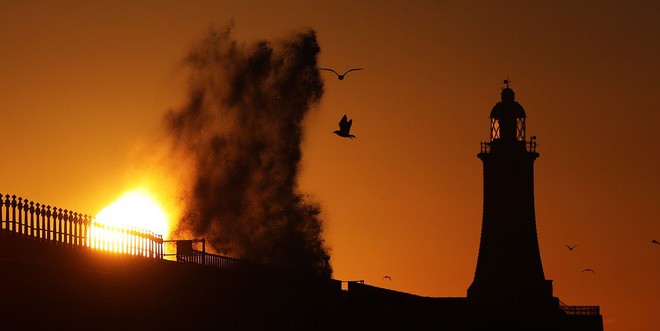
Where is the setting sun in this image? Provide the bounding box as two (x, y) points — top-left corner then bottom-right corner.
(87, 189), (169, 255)
(95, 189), (169, 236)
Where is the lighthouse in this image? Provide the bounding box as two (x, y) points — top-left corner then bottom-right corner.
(467, 81), (556, 307)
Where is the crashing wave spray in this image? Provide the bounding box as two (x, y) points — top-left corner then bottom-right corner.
(166, 25), (331, 277)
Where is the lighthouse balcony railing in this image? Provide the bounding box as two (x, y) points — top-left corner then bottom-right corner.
(479, 140), (538, 154)
(480, 141), (491, 153)
(559, 301), (600, 316)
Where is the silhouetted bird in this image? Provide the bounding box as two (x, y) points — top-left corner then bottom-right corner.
(333, 115), (356, 139)
(383, 275), (392, 280)
(320, 67), (363, 80)
(652, 239), (660, 245)
(564, 244), (579, 251)
(582, 268), (596, 274)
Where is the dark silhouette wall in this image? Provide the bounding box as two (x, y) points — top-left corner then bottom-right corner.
(0, 86), (603, 331)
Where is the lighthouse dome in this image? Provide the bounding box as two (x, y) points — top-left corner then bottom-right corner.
(490, 88), (526, 119)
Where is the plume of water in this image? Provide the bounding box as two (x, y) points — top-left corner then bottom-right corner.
(166, 25), (331, 277)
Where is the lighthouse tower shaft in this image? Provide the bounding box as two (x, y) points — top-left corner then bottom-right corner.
(467, 87), (554, 307)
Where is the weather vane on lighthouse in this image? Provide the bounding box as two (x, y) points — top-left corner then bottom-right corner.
(503, 76), (511, 89)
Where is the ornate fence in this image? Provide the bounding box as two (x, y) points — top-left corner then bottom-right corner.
(0, 193), (163, 258)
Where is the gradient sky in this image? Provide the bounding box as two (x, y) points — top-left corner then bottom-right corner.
(1, 1), (658, 330)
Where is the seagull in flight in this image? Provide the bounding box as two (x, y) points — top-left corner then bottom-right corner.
(383, 275), (392, 280)
(333, 115), (356, 139)
(564, 244), (579, 251)
(582, 268), (596, 274)
(652, 239), (660, 245)
(320, 67), (364, 80)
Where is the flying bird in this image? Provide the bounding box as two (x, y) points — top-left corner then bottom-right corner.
(333, 115), (356, 139)
(320, 67), (364, 80)
(383, 276), (392, 280)
(652, 239), (659, 245)
(564, 244), (579, 251)
(582, 268), (596, 274)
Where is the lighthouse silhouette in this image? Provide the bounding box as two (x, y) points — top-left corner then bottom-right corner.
(467, 81), (557, 308)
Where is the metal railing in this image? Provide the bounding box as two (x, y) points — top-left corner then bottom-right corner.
(559, 301), (600, 316)
(479, 139), (538, 154)
(0, 193), (163, 258)
(176, 250), (251, 272)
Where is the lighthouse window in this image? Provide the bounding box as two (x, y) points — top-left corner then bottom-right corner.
(516, 118), (526, 141)
(490, 118), (500, 140)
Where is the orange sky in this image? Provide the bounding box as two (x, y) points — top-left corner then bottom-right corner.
(1, 1), (658, 329)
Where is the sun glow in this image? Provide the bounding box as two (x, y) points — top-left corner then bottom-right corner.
(88, 189), (169, 254)
(96, 190), (169, 234)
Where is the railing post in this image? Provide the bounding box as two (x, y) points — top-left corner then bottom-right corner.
(149, 231), (153, 258)
(202, 239), (206, 266)
(3, 194), (10, 232)
(111, 225), (116, 253)
(21, 199), (27, 237)
(28, 201), (35, 238)
(21, 198), (28, 237)
(83, 215), (89, 248)
(158, 235), (162, 258)
(36, 203), (42, 241)
(143, 230), (148, 257)
(52, 208), (60, 244)
(52, 207), (59, 243)
(22, 199), (28, 237)
(64, 209), (69, 245)
(119, 227), (124, 254)
(17, 197), (24, 236)
(73, 212), (79, 247)
(10, 195), (17, 233)
(142, 230), (146, 257)
(45, 206), (52, 241)
(128, 227), (134, 255)
(67, 210), (72, 246)
(151, 232), (156, 258)
(58, 208), (64, 245)
(62, 209), (69, 246)
(133, 228), (137, 255)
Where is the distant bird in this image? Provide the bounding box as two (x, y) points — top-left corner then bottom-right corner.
(564, 244), (579, 251)
(582, 268), (596, 274)
(320, 67), (364, 80)
(383, 276), (392, 280)
(652, 239), (660, 245)
(333, 115), (356, 139)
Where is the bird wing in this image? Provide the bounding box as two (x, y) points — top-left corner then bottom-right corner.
(342, 68), (364, 75)
(338, 114), (348, 128)
(320, 68), (340, 76)
(346, 119), (353, 132)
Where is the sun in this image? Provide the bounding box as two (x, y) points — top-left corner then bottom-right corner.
(88, 188), (170, 254)
(95, 189), (169, 236)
